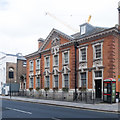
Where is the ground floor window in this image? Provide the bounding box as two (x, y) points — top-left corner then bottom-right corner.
(64, 74), (69, 88)
(80, 72), (86, 87)
(45, 76), (49, 88)
(54, 75), (58, 88)
(29, 77), (33, 88)
(36, 77), (40, 88)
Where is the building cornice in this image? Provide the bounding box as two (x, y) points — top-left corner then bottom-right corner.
(25, 51), (39, 58)
(76, 27), (118, 43)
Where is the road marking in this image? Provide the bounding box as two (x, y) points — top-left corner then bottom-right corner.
(6, 107), (32, 114)
(51, 117), (61, 120)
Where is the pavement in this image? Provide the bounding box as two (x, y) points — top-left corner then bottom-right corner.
(0, 96), (119, 113)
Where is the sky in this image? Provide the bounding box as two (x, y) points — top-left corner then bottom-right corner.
(0, 0), (119, 56)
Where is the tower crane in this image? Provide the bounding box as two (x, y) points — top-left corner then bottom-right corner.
(87, 15), (91, 23)
(45, 12), (79, 32)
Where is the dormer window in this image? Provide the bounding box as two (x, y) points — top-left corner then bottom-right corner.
(80, 25), (86, 35)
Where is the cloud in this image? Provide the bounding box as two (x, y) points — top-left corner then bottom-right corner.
(0, 0), (9, 10)
(0, 0), (119, 55)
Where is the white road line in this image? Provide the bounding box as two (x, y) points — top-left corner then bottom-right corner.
(51, 117), (61, 120)
(6, 107), (32, 114)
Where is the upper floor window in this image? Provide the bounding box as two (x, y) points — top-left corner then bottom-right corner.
(95, 44), (101, 59)
(30, 61), (33, 71)
(45, 56), (50, 68)
(63, 52), (69, 64)
(80, 48), (86, 61)
(54, 55), (58, 66)
(36, 59), (40, 70)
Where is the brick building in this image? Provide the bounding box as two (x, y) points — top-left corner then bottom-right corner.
(26, 6), (120, 100)
(0, 52), (26, 95)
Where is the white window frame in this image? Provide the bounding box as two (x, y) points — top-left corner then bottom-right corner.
(45, 56), (50, 68)
(79, 47), (87, 62)
(93, 42), (103, 60)
(53, 54), (59, 66)
(62, 73), (69, 88)
(36, 77), (40, 88)
(80, 25), (86, 35)
(29, 77), (34, 88)
(36, 59), (40, 70)
(29, 60), (33, 71)
(62, 51), (69, 65)
(45, 76), (50, 88)
(53, 75), (59, 88)
(79, 72), (88, 88)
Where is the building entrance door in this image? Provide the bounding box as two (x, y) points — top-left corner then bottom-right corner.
(95, 79), (102, 98)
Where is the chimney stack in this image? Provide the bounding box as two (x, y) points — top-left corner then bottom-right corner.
(38, 38), (44, 49)
(118, 1), (120, 25)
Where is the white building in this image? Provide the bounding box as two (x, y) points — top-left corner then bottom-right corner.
(0, 52), (26, 95)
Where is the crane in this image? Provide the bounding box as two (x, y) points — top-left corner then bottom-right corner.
(87, 15), (91, 23)
(45, 12), (79, 32)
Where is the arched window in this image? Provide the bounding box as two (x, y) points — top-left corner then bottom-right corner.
(9, 67), (14, 79)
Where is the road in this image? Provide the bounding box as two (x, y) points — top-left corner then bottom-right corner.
(1, 99), (119, 119)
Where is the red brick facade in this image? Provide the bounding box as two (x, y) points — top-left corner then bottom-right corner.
(26, 24), (120, 99)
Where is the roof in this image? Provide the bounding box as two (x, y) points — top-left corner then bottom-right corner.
(40, 28), (74, 51)
(25, 51), (39, 58)
(25, 23), (119, 59)
(0, 52), (26, 60)
(104, 78), (116, 81)
(71, 23), (108, 39)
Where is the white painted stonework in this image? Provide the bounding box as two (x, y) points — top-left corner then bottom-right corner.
(0, 52), (17, 94)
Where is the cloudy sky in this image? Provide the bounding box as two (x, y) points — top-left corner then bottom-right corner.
(0, 0), (119, 56)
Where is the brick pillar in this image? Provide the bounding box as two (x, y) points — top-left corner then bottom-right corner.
(107, 38), (116, 78)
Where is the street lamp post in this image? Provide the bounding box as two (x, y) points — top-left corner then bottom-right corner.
(74, 40), (78, 101)
(9, 68), (14, 99)
(10, 78), (11, 99)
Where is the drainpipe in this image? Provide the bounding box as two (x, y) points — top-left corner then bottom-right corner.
(39, 53), (42, 89)
(74, 40), (78, 101)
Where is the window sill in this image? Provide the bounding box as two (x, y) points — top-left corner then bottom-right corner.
(62, 63), (69, 66)
(53, 65), (58, 67)
(79, 61), (87, 64)
(45, 67), (50, 69)
(36, 69), (40, 71)
(93, 58), (102, 62)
